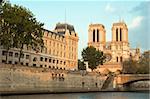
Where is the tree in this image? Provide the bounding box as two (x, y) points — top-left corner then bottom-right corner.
(0, 2), (44, 63)
(122, 59), (138, 74)
(0, 0), (4, 4)
(81, 46), (106, 71)
(78, 59), (86, 70)
(0, 3), (15, 63)
(137, 51), (150, 74)
(122, 51), (150, 74)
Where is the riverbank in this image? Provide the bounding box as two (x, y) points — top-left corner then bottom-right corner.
(1, 92), (149, 99)
(0, 64), (149, 96)
(0, 64), (107, 95)
(0, 89), (149, 96)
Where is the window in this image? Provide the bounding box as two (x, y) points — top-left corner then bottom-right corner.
(53, 60), (55, 63)
(33, 64), (36, 67)
(9, 52), (13, 57)
(45, 58), (47, 62)
(55, 74), (57, 77)
(40, 65), (43, 68)
(45, 65), (47, 67)
(21, 54), (24, 58)
(116, 57), (118, 62)
(95, 83), (98, 87)
(45, 40), (47, 45)
(64, 61), (66, 65)
(15, 53), (18, 57)
(116, 28), (118, 41)
(33, 57), (37, 62)
(60, 61), (62, 64)
(26, 63), (29, 66)
(8, 61), (12, 64)
(52, 73), (54, 76)
(2, 60), (6, 63)
(57, 60), (59, 64)
(15, 61), (18, 64)
(120, 28), (122, 41)
(82, 82), (85, 87)
(26, 55), (30, 59)
(120, 57), (123, 62)
(49, 66), (51, 68)
(21, 62), (23, 65)
(97, 29), (99, 42)
(93, 29), (95, 42)
(49, 41), (51, 46)
(49, 59), (51, 63)
(2, 51), (7, 56)
(40, 57), (43, 61)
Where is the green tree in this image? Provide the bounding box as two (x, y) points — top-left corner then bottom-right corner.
(0, 3), (15, 63)
(78, 59), (86, 70)
(0, 2), (44, 63)
(122, 51), (150, 74)
(0, 0), (4, 4)
(122, 59), (138, 74)
(81, 46), (106, 71)
(137, 51), (150, 74)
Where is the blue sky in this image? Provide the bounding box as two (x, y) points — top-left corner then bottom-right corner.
(10, 0), (150, 59)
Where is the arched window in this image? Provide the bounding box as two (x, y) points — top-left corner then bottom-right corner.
(97, 29), (99, 42)
(120, 28), (122, 41)
(93, 29), (95, 42)
(33, 57), (37, 62)
(120, 56), (123, 62)
(116, 28), (118, 41)
(82, 82), (85, 87)
(116, 57), (118, 62)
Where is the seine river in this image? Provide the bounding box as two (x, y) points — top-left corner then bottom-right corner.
(0, 92), (149, 99)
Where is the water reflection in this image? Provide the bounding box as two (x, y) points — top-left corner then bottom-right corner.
(0, 92), (149, 99)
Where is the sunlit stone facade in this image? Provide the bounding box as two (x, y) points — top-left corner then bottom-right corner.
(88, 21), (140, 72)
(0, 23), (78, 70)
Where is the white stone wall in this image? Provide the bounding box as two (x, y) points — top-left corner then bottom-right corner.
(0, 64), (107, 92)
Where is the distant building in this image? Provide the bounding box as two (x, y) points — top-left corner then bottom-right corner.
(0, 23), (79, 70)
(88, 21), (140, 72)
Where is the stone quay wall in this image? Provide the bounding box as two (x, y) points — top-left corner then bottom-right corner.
(0, 64), (107, 94)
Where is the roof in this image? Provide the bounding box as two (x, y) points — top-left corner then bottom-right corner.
(42, 28), (64, 37)
(55, 23), (75, 33)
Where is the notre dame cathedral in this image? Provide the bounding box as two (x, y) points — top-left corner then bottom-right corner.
(88, 21), (140, 72)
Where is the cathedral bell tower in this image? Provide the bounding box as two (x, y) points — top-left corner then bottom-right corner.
(88, 24), (106, 51)
(112, 21), (128, 43)
(111, 21), (130, 62)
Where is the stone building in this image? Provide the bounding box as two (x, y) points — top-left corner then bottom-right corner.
(88, 21), (140, 72)
(0, 23), (79, 70)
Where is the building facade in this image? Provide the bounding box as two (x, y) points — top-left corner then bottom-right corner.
(0, 23), (79, 70)
(88, 21), (140, 72)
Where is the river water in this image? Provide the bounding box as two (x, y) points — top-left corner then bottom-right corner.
(0, 92), (149, 99)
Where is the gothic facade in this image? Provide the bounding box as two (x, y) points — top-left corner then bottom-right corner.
(88, 21), (140, 72)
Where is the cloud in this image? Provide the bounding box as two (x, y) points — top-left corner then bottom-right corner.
(105, 3), (115, 13)
(129, 16), (144, 29)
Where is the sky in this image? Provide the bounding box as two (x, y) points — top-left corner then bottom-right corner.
(9, 0), (150, 59)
